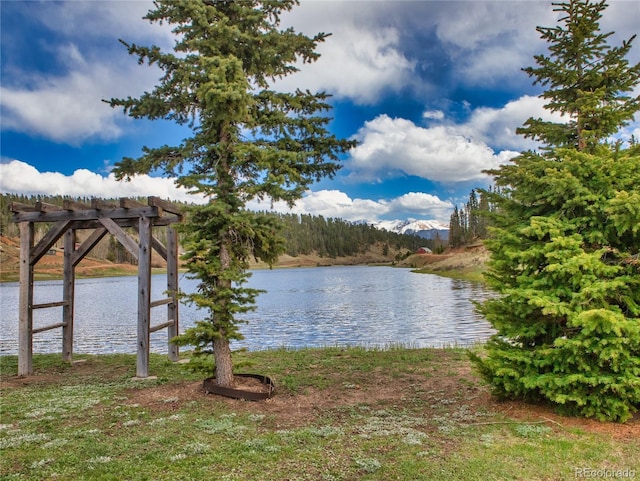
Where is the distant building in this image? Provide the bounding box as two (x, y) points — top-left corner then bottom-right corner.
(416, 247), (432, 254)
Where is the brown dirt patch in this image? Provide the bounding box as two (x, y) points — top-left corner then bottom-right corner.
(111, 363), (640, 439)
(3, 350), (637, 440)
(399, 245), (489, 271)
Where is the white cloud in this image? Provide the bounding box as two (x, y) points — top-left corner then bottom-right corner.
(36, 1), (164, 45)
(345, 93), (591, 184)
(0, 44), (158, 144)
(462, 95), (567, 151)
(423, 110), (445, 121)
(431, 0), (640, 88)
(1, 44), (161, 144)
(0, 1), (168, 144)
(248, 189), (453, 223)
(0, 160), (201, 203)
(278, 2), (417, 104)
(348, 114), (518, 184)
(430, 2), (553, 87)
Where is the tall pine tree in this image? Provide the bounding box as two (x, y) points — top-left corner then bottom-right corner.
(109, 1), (355, 387)
(472, 0), (640, 421)
(517, 0), (639, 151)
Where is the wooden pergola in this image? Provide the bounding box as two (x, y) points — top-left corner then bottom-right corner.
(10, 196), (183, 378)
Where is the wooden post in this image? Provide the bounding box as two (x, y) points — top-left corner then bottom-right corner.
(137, 216), (152, 377)
(18, 222), (34, 376)
(62, 228), (76, 361)
(167, 226), (179, 361)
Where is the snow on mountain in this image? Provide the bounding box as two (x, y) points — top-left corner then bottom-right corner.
(371, 219), (449, 240)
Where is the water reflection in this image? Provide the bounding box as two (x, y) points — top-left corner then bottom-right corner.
(0, 266), (495, 356)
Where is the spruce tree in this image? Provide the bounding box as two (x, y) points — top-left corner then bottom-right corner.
(517, 0), (639, 151)
(472, 0), (640, 421)
(449, 206), (465, 248)
(109, 1), (355, 387)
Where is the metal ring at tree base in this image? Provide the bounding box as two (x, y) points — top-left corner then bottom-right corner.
(203, 374), (275, 401)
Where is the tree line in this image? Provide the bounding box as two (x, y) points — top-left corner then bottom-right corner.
(0, 194), (424, 263)
(448, 187), (503, 248)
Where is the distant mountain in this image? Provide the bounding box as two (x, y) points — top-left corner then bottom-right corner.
(371, 219), (449, 241)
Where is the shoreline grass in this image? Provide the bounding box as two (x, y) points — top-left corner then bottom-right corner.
(411, 265), (486, 283)
(1, 347), (637, 480)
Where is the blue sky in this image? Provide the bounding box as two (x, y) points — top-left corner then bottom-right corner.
(1, 1), (639, 224)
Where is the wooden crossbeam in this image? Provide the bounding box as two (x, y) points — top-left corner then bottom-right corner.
(31, 220), (74, 264)
(150, 320), (175, 333)
(35, 202), (63, 212)
(67, 216), (181, 231)
(120, 198), (146, 209)
(63, 199), (91, 211)
(9, 202), (38, 212)
(32, 301), (68, 309)
(148, 196), (183, 216)
(99, 218), (139, 260)
(91, 198), (117, 210)
(71, 226), (108, 266)
(150, 298), (173, 308)
(13, 206), (159, 223)
(33, 322), (67, 334)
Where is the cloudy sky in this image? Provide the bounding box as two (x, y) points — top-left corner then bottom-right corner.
(1, 1), (639, 224)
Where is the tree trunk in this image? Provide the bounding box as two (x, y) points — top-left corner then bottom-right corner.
(214, 337), (234, 386)
(214, 237), (235, 387)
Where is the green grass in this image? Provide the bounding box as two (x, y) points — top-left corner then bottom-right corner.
(1, 348), (637, 480)
(412, 265), (486, 283)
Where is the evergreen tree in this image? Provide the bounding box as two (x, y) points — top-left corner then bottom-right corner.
(448, 206), (465, 248)
(108, 1), (355, 387)
(466, 189), (480, 240)
(476, 189), (490, 239)
(472, 0), (640, 421)
(517, 0), (640, 152)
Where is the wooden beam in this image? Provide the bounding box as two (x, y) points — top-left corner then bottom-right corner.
(18, 222), (34, 376)
(167, 226), (179, 362)
(31, 220), (74, 264)
(13, 206), (159, 223)
(10, 202), (38, 213)
(91, 198), (117, 210)
(65, 216), (180, 232)
(32, 322), (67, 334)
(32, 301), (68, 309)
(63, 228), (75, 361)
(35, 202), (63, 212)
(98, 218), (139, 260)
(150, 320), (174, 333)
(71, 226), (107, 267)
(120, 197), (146, 209)
(63, 199), (91, 211)
(152, 236), (168, 261)
(137, 216), (152, 378)
(148, 196), (183, 216)
(150, 298), (173, 308)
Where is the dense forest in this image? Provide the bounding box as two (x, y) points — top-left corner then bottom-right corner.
(0, 194), (426, 263)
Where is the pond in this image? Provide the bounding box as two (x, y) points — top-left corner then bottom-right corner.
(0, 265), (495, 356)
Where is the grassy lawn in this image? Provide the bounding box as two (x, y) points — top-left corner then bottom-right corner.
(1, 347), (638, 480)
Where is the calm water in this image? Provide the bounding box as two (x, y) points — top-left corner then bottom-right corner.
(0, 266), (495, 356)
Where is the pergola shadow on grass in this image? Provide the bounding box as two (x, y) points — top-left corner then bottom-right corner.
(10, 196), (183, 378)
